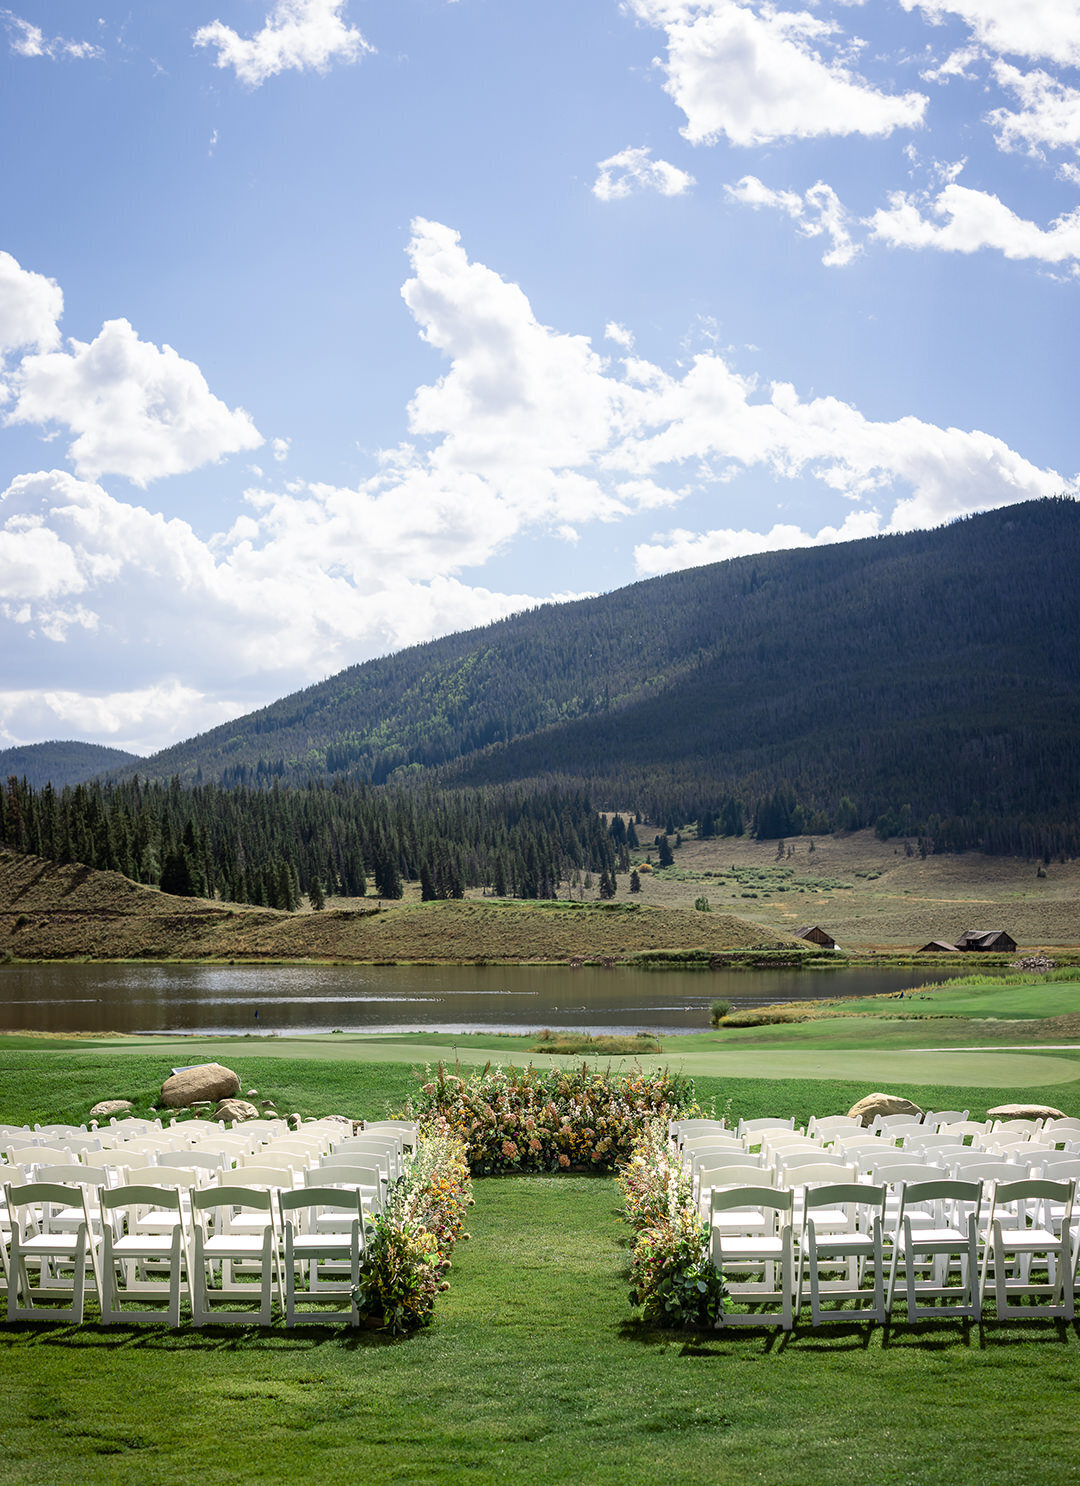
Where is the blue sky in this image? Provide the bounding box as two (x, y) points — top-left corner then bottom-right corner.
(1, 0), (1077, 754)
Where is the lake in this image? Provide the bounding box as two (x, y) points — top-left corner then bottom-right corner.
(0, 962), (961, 1037)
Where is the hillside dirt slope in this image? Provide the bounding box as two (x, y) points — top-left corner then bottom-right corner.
(0, 852), (800, 963)
(622, 830), (1080, 949)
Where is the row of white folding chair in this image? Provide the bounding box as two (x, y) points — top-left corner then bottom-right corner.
(710, 1176), (1079, 1330)
(4, 1178), (367, 1327)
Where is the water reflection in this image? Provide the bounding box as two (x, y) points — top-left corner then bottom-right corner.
(0, 962), (958, 1037)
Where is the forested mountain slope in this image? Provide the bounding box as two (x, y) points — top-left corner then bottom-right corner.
(0, 742), (141, 791)
(120, 499), (1079, 844)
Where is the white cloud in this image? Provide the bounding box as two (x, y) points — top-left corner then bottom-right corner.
(605, 322), (635, 349)
(627, 0), (927, 146)
(869, 180), (1080, 265)
(2, 222), (1070, 749)
(0, 250), (63, 358)
(726, 175), (861, 265)
(900, 0), (1080, 67)
(989, 62), (1080, 155)
(271, 436), (291, 461)
(0, 682), (231, 754)
(920, 45), (984, 82)
(634, 508), (883, 574)
(194, 0), (373, 87)
(592, 146), (696, 201)
(7, 317), (263, 485)
(2, 10), (102, 60)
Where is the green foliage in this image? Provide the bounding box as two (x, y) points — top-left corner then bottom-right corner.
(693, 895), (711, 912)
(619, 1122), (726, 1328)
(352, 1129), (472, 1335)
(415, 1062), (698, 1175)
(709, 999), (732, 1025)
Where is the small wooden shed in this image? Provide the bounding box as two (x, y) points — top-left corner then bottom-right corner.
(796, 925), (836, 949)
(955, 929), (1017, 953)
(919, 940), (959, 953)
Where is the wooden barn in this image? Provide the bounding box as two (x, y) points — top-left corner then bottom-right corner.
(796, 925), (836, 949)
(919, 940), (959, 953)
(955, 928), (1018, 953)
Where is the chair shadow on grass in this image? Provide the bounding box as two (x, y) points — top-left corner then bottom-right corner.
(1, 1317), (411, 1353)
(617, 1316), (787, 1357)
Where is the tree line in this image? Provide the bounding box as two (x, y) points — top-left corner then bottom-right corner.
(0, 775), (624, 907)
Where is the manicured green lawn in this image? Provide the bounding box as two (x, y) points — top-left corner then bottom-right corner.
(2, 1175), (1079, 1486)
(4, 1041), (1080, 1484)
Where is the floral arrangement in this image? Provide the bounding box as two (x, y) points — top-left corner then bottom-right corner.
(619, 1120), (725, 1328)
(413, 1062), (698, 1176)
(352, 1127), (473, 1334)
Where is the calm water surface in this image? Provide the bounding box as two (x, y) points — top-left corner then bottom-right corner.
(0, 962), (960, 1037)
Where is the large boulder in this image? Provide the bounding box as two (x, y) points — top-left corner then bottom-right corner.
(88, 1099), (134, 1121)
(212, 1098), (260, 1124)
(847, 1093), (925, 1127)
(160, 1063), (241, 1109)
(987, 1103), (1066, 1123)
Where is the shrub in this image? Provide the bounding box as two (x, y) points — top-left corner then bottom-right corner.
(694, 895), (711, 912)
(352, 1127), (472, 1334)
(709, 999), (732, 1026)
(619, 1121), (725, 1328)
(415, 1062), (698, 1176)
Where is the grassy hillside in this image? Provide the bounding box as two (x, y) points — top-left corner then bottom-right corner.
(0, 851), (799, 963)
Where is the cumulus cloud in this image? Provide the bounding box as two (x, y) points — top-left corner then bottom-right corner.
(989, 62), (1080, 156)
(592, 146), (696, 200)
(7, 317), (263, 484)
(2, 10), (102, 60)
(726, 175), (861, 265)
(634, 509), (883, 574)
(0, 250), (63, 358)
(2, 221), (1070, 750)
(627, 0), (927, 146)
(868, 180), (1080, 265)
(605, 322), (635, 349)
(900, 0), (1080, 67)
(0, 467), (543, 750)
(194, 0), (373, 86)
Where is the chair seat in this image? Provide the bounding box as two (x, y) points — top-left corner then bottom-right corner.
(806, 1233), (877, 1257)
(716, 1236), (788, 1261)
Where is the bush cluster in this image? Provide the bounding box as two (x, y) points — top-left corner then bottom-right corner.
(352, 1128), (473, 1334)
(414, 1062), (697, 1176)
(618, 1121), (725, 1328)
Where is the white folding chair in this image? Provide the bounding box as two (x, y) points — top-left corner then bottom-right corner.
(310, 1162), (385, 1215)
(980, 1178), (1075, 1321)
(278, 1187), (364, 1326)
(5, 1145), (74, 1175)
(710, 1187), (796, 1330)
(99, 1186), (190, 1327)
(191, 1186), (279, 1325)
(799, 1183), (888, 1326)
(701, 1165), (775, 1223)
(886, 1179), (983, 1322)
(923, 1110), (970, 1131)
(5, 1182), (98, 1324)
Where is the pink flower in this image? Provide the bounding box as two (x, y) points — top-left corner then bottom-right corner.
(501, 1140), (519, 1159)
(558, 1153), (570, 1168)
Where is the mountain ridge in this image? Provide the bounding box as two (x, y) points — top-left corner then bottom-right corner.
(104, 498), (1080, 840)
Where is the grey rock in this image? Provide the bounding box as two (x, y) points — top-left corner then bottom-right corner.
(213, 1098), (260, 1124)
(160, 1063), (241, 1109)
(88, 1099), (134, 1121)
(846, 1093), (925, 1127)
